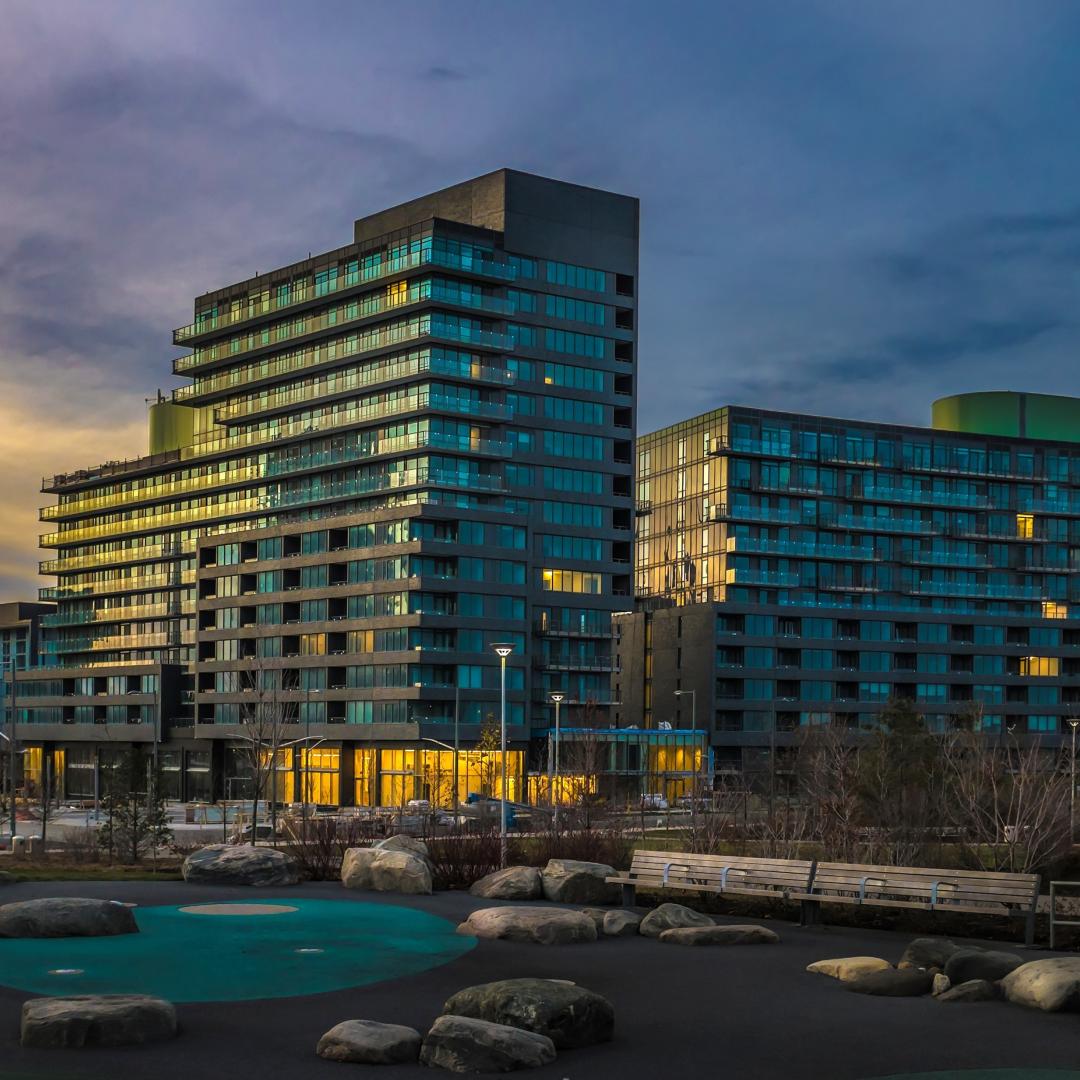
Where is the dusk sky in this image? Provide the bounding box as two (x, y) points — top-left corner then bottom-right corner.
(3, 0), (1080, 595)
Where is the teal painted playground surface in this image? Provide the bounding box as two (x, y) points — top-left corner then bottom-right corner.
(0, 899), (474, 1002)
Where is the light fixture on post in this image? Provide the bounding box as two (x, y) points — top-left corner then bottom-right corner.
(491, 643), (515, 868)
(549, 693), (565, 830)
(674, 690), (699, 802)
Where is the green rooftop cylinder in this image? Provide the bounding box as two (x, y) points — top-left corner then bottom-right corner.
(932, 391), (1080, 443)
(149, 401), (195, 455)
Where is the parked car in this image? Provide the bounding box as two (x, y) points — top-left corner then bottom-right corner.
(640, 793), (669, 810)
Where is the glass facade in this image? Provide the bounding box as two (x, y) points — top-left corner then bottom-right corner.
(24, 171), (639, 803)
(620, 402), (1080, 768)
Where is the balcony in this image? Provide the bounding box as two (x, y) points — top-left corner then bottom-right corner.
(175, 282), (520, 375)
(724, 568), (801, 588)
(824, 514), (938, 535)
(172, 248), (519, 345)
(860, 485), (989, 509)
(906, 581), (1047, 601)
(175, 318), (512, 405)
(725, 537), (879, 562)
(212, 353), (513, 425)
(710, 504), (810, 525)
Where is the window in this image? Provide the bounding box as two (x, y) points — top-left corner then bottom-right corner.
(543, 397), (605, 424)
(542, 361), (604, 392)
(544, 328), (608, 359)
(543, 467), (604, 494)
(540, 535), (604, 561)
(1017, 513), (1034, 538)
(540, 569), (604, 594)
(917, 684), (948, 703)
(542, 501), (604, 527)
(545, 260), (606, 292)
(543, 431), (606, 460)
(1020, 656), (1059, 676)
(544, 294), (606, 325)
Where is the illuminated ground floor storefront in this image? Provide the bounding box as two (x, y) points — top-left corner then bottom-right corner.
(9, 729), (711, 810)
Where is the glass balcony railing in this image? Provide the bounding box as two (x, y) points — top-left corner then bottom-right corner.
(724, 568), (802, 587)
(39, 572), (194, 602)
(176, 281), (520, 374)
(725, 537), (878, 561)
(41, 464), (263, 522)
(901, 551), (991, 568)
(826, 514), (937, 535)
(710, 504), (810, 525)
(860, 485), (988, 508)
(40, 542), (187, 575)
(41, 601), (187, 627)
(173, 248), (519, 344)
(907, 581), (1046, 600)
(175, 318), (512, 404)
(213, 353), (512, 423)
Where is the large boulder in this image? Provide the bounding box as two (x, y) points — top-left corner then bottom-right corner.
(341, 846), (432, 895)
(807, 957), (892, 982)
(603, 910), (642, 937)
(540, 859), (617, 904)
(316, 1019), (422, 1064)
(1001, 957), (1080, 1012)
(181, 844), (301, 887)
(936, 979), (997, 1004)
(659, 924), (779, 946)
(376, 834), (430, 861)
(457, 906), (597, 945)
(370, 850), (433, 895)
(0, 897), (138, 938)
(898, 937), (962, 972)
(21, 995), (177, 1048)
(420, 1015), (556, 1073)
(470, 866), (543, 901)
(845, 968), (934, 997)
(443, 977), (614, 1049)
(944, 948), (1023, 985)
(639, 903), (714, 938)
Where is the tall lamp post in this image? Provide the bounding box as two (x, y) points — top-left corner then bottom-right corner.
(6, 659), (17, 842)
(674, 690), (698, 800)
(491, 643), (515, 868)
(549, 692), (564, 830)
(1069, 719), (1080, 844)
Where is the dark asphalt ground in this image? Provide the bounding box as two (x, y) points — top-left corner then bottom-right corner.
(1, 879), (1078, 1080)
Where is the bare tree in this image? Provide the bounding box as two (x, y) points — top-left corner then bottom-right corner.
(941, 728), (1071, 875)
(236, 658), (297, 845)
(796, 718), (864, 864)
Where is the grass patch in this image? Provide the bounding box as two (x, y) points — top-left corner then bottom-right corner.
(3, 863), (183, 882)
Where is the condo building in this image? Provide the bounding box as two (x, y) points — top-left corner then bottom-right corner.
(616, 392), (1080, 777)
(19, 169), (638, 804)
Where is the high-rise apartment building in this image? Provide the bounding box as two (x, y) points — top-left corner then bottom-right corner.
(23, 169), (638, 804)
(617, 393), (1080, 776)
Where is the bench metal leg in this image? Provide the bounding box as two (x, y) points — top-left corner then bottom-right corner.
(800, 899), (821, 927)
(621, 883), (637, 907)
(1025, 908), (1036, 948)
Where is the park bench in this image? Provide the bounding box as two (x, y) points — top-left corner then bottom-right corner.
(791, 862), (1041, 945)
(607, 850), (815, 907)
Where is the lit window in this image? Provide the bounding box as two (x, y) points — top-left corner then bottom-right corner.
(1016, 513), (1034, 538)
(1020, 656), (1059, 677)
(1042, 601), (1068, 620)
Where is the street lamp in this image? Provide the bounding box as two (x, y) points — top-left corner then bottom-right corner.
(549, 693), (564, 831)
(674, 690), (700, 803)
(1069, 719), (1080, 844)
(6, 659), (17, 842)
(491, 643), (515, 868)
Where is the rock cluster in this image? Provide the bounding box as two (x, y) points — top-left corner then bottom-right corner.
(319, 978), (615, 1072)
(341, 837), (433, 895)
